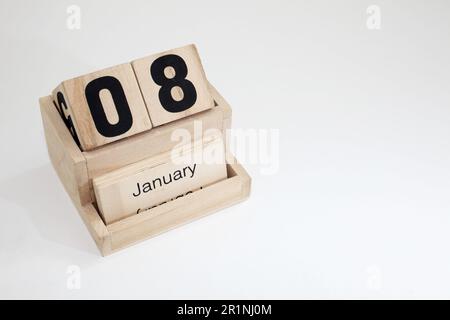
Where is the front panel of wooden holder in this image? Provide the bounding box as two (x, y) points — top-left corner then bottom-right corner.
(54, 63), (152, 151)
(132, 44), (214, 127)
(93, 135), (227, 224)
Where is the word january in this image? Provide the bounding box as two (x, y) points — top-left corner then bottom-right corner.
(132, 164), (197, 197)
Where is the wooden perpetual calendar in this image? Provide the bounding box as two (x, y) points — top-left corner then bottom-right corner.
(39, 44), (251, 256)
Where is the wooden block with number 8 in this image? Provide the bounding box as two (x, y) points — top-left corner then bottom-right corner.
(132, 44), (214, 127)
(52, 63), (152, 151)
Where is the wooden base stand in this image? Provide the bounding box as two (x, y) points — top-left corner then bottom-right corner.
(39, 84), (251, 256)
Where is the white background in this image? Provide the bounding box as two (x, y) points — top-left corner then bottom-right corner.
(1, 0), (450, 299)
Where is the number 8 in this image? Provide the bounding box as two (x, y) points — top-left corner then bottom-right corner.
(150, 54), (197, 113)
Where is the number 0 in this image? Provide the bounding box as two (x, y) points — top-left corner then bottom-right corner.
(85, 76), (134, 137)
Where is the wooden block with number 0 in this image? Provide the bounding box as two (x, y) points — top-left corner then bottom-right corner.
(52, 63), (152, 151)
(132, 44), (214, 127)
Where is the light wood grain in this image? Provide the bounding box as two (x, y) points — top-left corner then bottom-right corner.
(56, 63), (152, 151)
(40, 96), (90, 205)
(132, 44), (213, 127)
(51, 84), (82, 148)
(83, 105), (225, 208)
(82, 84), (231, 201)
(107, 158), (251, 253)
(94, 134), (227, 224)
(44, 82), (233, 205)
(40, 96), (110, 254)
(209, 83), (232, 157)
(40, 84), (250, 256)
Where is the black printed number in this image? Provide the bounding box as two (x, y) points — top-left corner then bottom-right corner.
(85, 76), (133, 137)
(54, 92), (81, 147)
(150, 54), (197, 113)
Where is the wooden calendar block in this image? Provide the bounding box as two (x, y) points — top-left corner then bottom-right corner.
(132, 44), (214, 127)
(94, 134), (227, 224)
(52, 84), (82, 148)
(40, 83), (251, 256)
(45, 82), (231, 206)
(52, 63), (152, 151)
